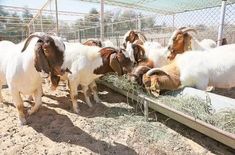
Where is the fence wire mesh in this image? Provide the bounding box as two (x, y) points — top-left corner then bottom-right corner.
(0, 0), (234, 46)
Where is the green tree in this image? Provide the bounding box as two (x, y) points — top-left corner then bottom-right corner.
(0, 6), (9, 40)
(5, 12), (23, 42)
(22, 7), (33, 23)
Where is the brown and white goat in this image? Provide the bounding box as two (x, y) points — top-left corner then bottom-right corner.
(142, 61), (181, 97)
(0, 32), (67, 125)
(60, 43), (133, 113)
(167, 27), (216, 60)
(122, 30), (147, 49)
(128, 65), (151, 86)
(143, 44), (235, 97)
(83, 39), (102, 47)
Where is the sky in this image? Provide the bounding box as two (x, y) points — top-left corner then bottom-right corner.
(0, 0), (153, 21)
(0, 0), (234, 27)
(1, 0), (100, 13)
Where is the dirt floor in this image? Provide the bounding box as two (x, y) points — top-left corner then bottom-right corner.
(0, 82), (234, 155)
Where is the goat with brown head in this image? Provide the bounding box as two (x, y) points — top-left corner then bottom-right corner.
(21, 33), (68, 89)
(126, 41), (147, 65)
(94, 47), (133, 75)
(167, 27), (197, 60)
(142, 63), (181, 97)
(123, 30), (147, 49)
(128, 65), (151, 86)
(83, 39), (102, 47)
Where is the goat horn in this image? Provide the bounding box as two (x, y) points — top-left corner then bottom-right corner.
(181, 27), (197, 34)
(178, 27), (187, 30)
(21, 34), (44, 52)
(146, 68), (169, 76)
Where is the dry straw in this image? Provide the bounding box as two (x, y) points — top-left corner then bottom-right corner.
(101, 74), (235, 134)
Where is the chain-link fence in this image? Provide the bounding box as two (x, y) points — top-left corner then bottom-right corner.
(81, 2), (234, 47)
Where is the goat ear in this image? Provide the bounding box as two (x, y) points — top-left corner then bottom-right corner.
(110, 53), (122, 76)
(129, 31), (137, 42)
(98, 40), (102, 47)
(178, 27), (187, 30)
(146, 68), (169, 77)
(132, 44), (145, 61)
(22, 34), (44, 52)
(34, 43), (50, 74)
(50, 73), (60, 90)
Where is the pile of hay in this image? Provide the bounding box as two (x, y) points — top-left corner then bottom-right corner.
(101, 74), (235, 134)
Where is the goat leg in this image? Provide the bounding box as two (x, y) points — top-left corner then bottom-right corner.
(89, 81), (101, 103)
(28, 87), (43, 116)
(68, 80), (80, 114)
(11, 89), (26, 125)
(82, 85), (93, 108)
(0, 83), (3, 103)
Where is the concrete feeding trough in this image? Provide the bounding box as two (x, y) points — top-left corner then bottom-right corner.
(178, 87), (235, 112)
(98, 80), (235, 149)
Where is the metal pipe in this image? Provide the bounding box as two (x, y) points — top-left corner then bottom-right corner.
(40, 12), (43, 32)
(55, 0), (59, 35)
(27, 0), (51, 27)
(32, 21), (35, 33)
(100, 0), (104, 41)
(138, 13), (141, 31)
(217, 0), (227, 46)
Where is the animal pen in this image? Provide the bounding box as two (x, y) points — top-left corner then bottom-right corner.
(0, 0), (235, 151)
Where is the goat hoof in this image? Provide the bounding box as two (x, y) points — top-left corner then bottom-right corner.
(73, 107), (80, 114)
(94, 98), (102, 104)
(19, 117), (27, 126)
(206, 86), (215, 92)
(28, 96), (33, 101)
(87, 103), (93, 108)
(27, 109), (35, 116)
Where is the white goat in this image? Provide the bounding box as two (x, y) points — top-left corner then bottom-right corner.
(61, 42), (132, 113)
(0, 32), (66, 125)
(102, 40), (116, 48)
(145, 44), (235, 95)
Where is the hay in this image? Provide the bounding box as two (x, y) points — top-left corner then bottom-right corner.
(100, 74), (235, 134)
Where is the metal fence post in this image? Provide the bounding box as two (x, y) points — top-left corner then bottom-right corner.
(138, 13), (141, 31)
(40, 11), (43, 32)
(95, 27), (97, 38)
(217, 0), (227, 46)
(111, 21), (114, 38)
(55, 0), (59, 35)
(100, 0), (104, 41)
(78, 29), (81, 42)
(32, 20), (35, 32)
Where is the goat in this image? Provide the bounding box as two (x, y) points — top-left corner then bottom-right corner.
(102, 40), (116, 48)
(83, 39), (102, 47)
(83, 39), (116, 48)
(128, 65), (151, 86)
(143, 44), (235, 96)
(126, 41), (169, 85)
(167, 27), (216, 60)
(125, 41), (164, 65)
(60, 43), (133, 113)
(122, 30), (147, 49)
(0, 32), (67, 125)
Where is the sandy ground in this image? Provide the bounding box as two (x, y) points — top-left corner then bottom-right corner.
(0, 82), (234, 155)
